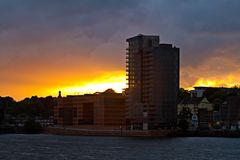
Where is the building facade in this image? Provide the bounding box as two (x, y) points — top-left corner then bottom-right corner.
(126, 34), (179, 130)
(54, 90), (125, 127)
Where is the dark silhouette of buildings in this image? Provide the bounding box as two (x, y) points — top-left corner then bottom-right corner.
(178, 97), (214, 130)
(190, 86), (239, 98)
(54, 89), (126, 127)
(126, 34), (179, 130)
(224, 96), (240, 128)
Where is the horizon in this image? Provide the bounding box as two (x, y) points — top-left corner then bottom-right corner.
(1, 0), (240, 100)
(3, 84), (240, 102)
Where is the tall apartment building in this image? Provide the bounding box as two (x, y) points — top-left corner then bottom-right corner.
(126, 34), (179, 130)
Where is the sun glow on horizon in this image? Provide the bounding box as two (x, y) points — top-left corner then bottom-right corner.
(185, 74), (240, 90)
(49, 71), (127, 97)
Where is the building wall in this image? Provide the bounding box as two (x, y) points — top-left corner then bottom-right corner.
(220, 102), (228, 122)
(152, 44), (179, 127)
(80, 102), (94, 124)
(198, 109), (213, 129)
(226, 96), (240, 125)
(103, 96), (125, 125)
(93, 96), (104, 125)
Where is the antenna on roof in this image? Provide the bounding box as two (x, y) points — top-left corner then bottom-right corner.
(58, 91), (62, 98)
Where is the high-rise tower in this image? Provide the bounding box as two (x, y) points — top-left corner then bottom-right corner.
(126, 34), (179, 130)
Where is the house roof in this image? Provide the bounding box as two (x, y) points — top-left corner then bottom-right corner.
(179, 97), (205, 105)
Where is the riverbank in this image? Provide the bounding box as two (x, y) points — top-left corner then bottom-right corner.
(43, 126), (240, 138)
(171, 130), (240, 138)
(43, 126), (171, 137)
(0, 125), (16, 134)
(0, 121), (42, 134)
(3, 125), (240, 138)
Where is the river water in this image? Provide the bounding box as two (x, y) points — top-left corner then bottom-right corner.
(0, 134), (239, 160)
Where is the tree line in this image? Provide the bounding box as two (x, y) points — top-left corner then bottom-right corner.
(0, 96), (56, 121)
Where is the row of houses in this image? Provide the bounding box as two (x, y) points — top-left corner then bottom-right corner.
(178, 87), (240, 130)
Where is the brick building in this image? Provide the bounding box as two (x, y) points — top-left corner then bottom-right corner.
(54, 89), (125, 127)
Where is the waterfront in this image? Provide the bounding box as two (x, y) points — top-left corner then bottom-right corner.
(0, 134), (240, 160)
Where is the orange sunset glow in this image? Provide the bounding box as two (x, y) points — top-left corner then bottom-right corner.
(186, 77), (240, 90)
(49, 71), (127, 97)
(1, 70), (127, 101)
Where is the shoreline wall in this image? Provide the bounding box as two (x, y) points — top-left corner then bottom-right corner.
(43, 127), (240, 138)
(43, 127), (171, 137)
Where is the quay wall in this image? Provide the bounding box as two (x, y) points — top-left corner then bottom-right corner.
(43, 127), (171, 137)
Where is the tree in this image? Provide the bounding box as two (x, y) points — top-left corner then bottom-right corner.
(0, 96), (55, 120)
(178, 88), (190, 102)
(178, 119), (189, 132)
(178, 107), (191, 131)
(23, 118), (42, 134)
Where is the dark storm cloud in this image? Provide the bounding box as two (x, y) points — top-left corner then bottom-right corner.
(0, 0), (144, 67)
(142, 0), (240, 68)
(146, 0), (240, 34)
(0, 0), (142, 42)
(0, 0), (240, 90)
(0, 0), (239, 51)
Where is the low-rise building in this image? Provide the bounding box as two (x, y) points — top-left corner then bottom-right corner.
(220, 96), (240, 130)
(54, 89), (126, 127)
(190, 86), (238, 98)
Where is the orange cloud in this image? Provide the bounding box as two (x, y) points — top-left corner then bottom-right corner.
(182, 48), (240, 90)
(186, 74), (239, 90)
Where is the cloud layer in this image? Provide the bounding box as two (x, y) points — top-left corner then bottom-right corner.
(0, 0), (240, 99)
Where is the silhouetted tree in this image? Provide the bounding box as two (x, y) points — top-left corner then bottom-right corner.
(178, 88), (190, 102)
(0, 96), (55, 119)
(178, 119), (189, 132)
(23, 118), (42, 134)
(178, 107), (191, 132)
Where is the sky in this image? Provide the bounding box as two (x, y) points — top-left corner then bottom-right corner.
(1, 0), (240, 100)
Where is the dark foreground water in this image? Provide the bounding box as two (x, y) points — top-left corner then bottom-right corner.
(0, 134), (240, 160)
